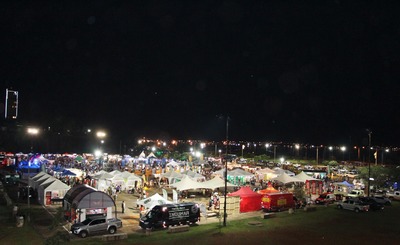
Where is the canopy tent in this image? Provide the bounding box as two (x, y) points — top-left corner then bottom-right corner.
(257, 182), (279, 194)
(165, 160), (184, 168)
(38, 179), (71, 206)
(124, 174), (142, 190)
(32, 174), (54, 189)
(202, 176), (237, 190)
(147, 152), (157, 159)
(91, 172), (114, 191)
(228, 186), (262, 212)
(271, 172), (302, 184)
(138, 151), (146, 159)
(255, 168), (278, 181)
(227, 168), (254, 185)
(61, 169), (76, 177)
(29, 171), (47, 186)
(295, 171), (320, 182)
(108, 175), (126, 190)
(136, 193), (172, 210)
(181, 170), (205, 182)
(109, 170), (123, 176)
(170, 175), (205, 191)
(273, 167), (295, 177)
(160, 171), (183, 185)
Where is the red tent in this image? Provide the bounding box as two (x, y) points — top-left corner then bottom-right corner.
(228, 186), (262, 212)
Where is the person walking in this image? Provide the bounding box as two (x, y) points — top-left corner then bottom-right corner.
(121, 201), (125, 213)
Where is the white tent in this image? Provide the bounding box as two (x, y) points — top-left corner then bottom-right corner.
(109, 175), (126, 190)
(166, 160), (183, 168)
(38, 179), (71, 206)
(271, 172), (302, 184)
(202, 176), (237, 190)
(229, 168), (254, 177)
(124, 174), (142, 190)
(32, 174), (54, 189)
(295, 171), (319, 182)
(91, 172), (114, 191)
(138, 151), (146, 159)
(181, 170), (205, 182)
(29, 171), (47, 186)
(136, 193), (172, 210)
(109, 170), (123, 176)
(160, 171), (183, 185)
(170, 175), (205, 191)
(255, 168), (278, 181)
(273, 167), (295, 177)
(147, 152), (157, 158)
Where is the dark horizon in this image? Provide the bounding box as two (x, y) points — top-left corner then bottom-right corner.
(1, 1), (400, 148)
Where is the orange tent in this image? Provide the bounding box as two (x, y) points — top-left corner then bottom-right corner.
(257, 182), (279, 194)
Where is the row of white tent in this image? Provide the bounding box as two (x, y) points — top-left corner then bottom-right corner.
(89, 170), (143, 191)
(29, 172), (71, 206)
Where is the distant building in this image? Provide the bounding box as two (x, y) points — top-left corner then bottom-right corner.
(4, 89), (18, 119)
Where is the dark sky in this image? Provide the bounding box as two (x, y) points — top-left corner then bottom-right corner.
(2, 1), (400, 146)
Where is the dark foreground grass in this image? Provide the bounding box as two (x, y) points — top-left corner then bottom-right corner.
(1, 201), (399, 245)
(71, 202), (400, 245)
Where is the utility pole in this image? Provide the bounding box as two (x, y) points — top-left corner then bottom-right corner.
(223, 115), (229, 227)
(367, 129), (372, 197)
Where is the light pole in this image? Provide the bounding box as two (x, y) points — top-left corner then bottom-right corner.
(241, 145), (245, 158)
(340, 146), (346, 161)
(382, 148), (389, 164)
(27, 127), (39, 222)
(367, 129), (372, 197)
(223, 115), (229, 227)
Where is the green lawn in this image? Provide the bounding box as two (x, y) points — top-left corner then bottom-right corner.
(1, 200), (399, 245)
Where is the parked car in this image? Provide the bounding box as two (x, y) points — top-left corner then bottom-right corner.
(70, 217), (122, 238)
(337, 199), (369, 212)
(359, 197), (384, 211)
(385, 191), (400, 201)
(315, 193), (336, 205)
(373, 196), (392, 206)
(347, 189), (365, 198)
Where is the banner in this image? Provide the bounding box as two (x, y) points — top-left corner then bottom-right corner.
(162, 189), (168, 201)
(172, 189), (178, 203)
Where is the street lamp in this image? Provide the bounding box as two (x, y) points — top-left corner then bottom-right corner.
(223, 115), (229, 227)
(366, 129), (372, 197)
(340, 146), (346, 161)
(27, 127), (39, 223)
(242, 145), (245, 158)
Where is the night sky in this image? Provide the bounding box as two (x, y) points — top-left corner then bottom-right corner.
(2, 1), (400, 146)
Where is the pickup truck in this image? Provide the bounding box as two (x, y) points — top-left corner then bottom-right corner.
(385, 191), (400, 201)
(337, 199), (369, 213)
(70, 217), (122, 238)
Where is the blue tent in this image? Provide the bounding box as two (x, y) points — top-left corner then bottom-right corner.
(61, 169), (76, 176)
(340, 181), (354, 187)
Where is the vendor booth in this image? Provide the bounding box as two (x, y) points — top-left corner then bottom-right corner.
(63, 184), (116, 222)
(228, 186), (262, 212)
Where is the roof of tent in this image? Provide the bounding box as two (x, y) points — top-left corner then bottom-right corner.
(229, 168), (254, 177)
(170, 175), (204, 191)
(64, 184), (115, 209)
(271, 172), (302, 184)
(202, 176), (237, 189)
(228, 186), (262, 197)
(295, 171), (320, 182)
(43, 179), (71, 192)
(136, 193), (172, 209)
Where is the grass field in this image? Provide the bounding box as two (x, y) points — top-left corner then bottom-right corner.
(2, 198), (398, 245)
